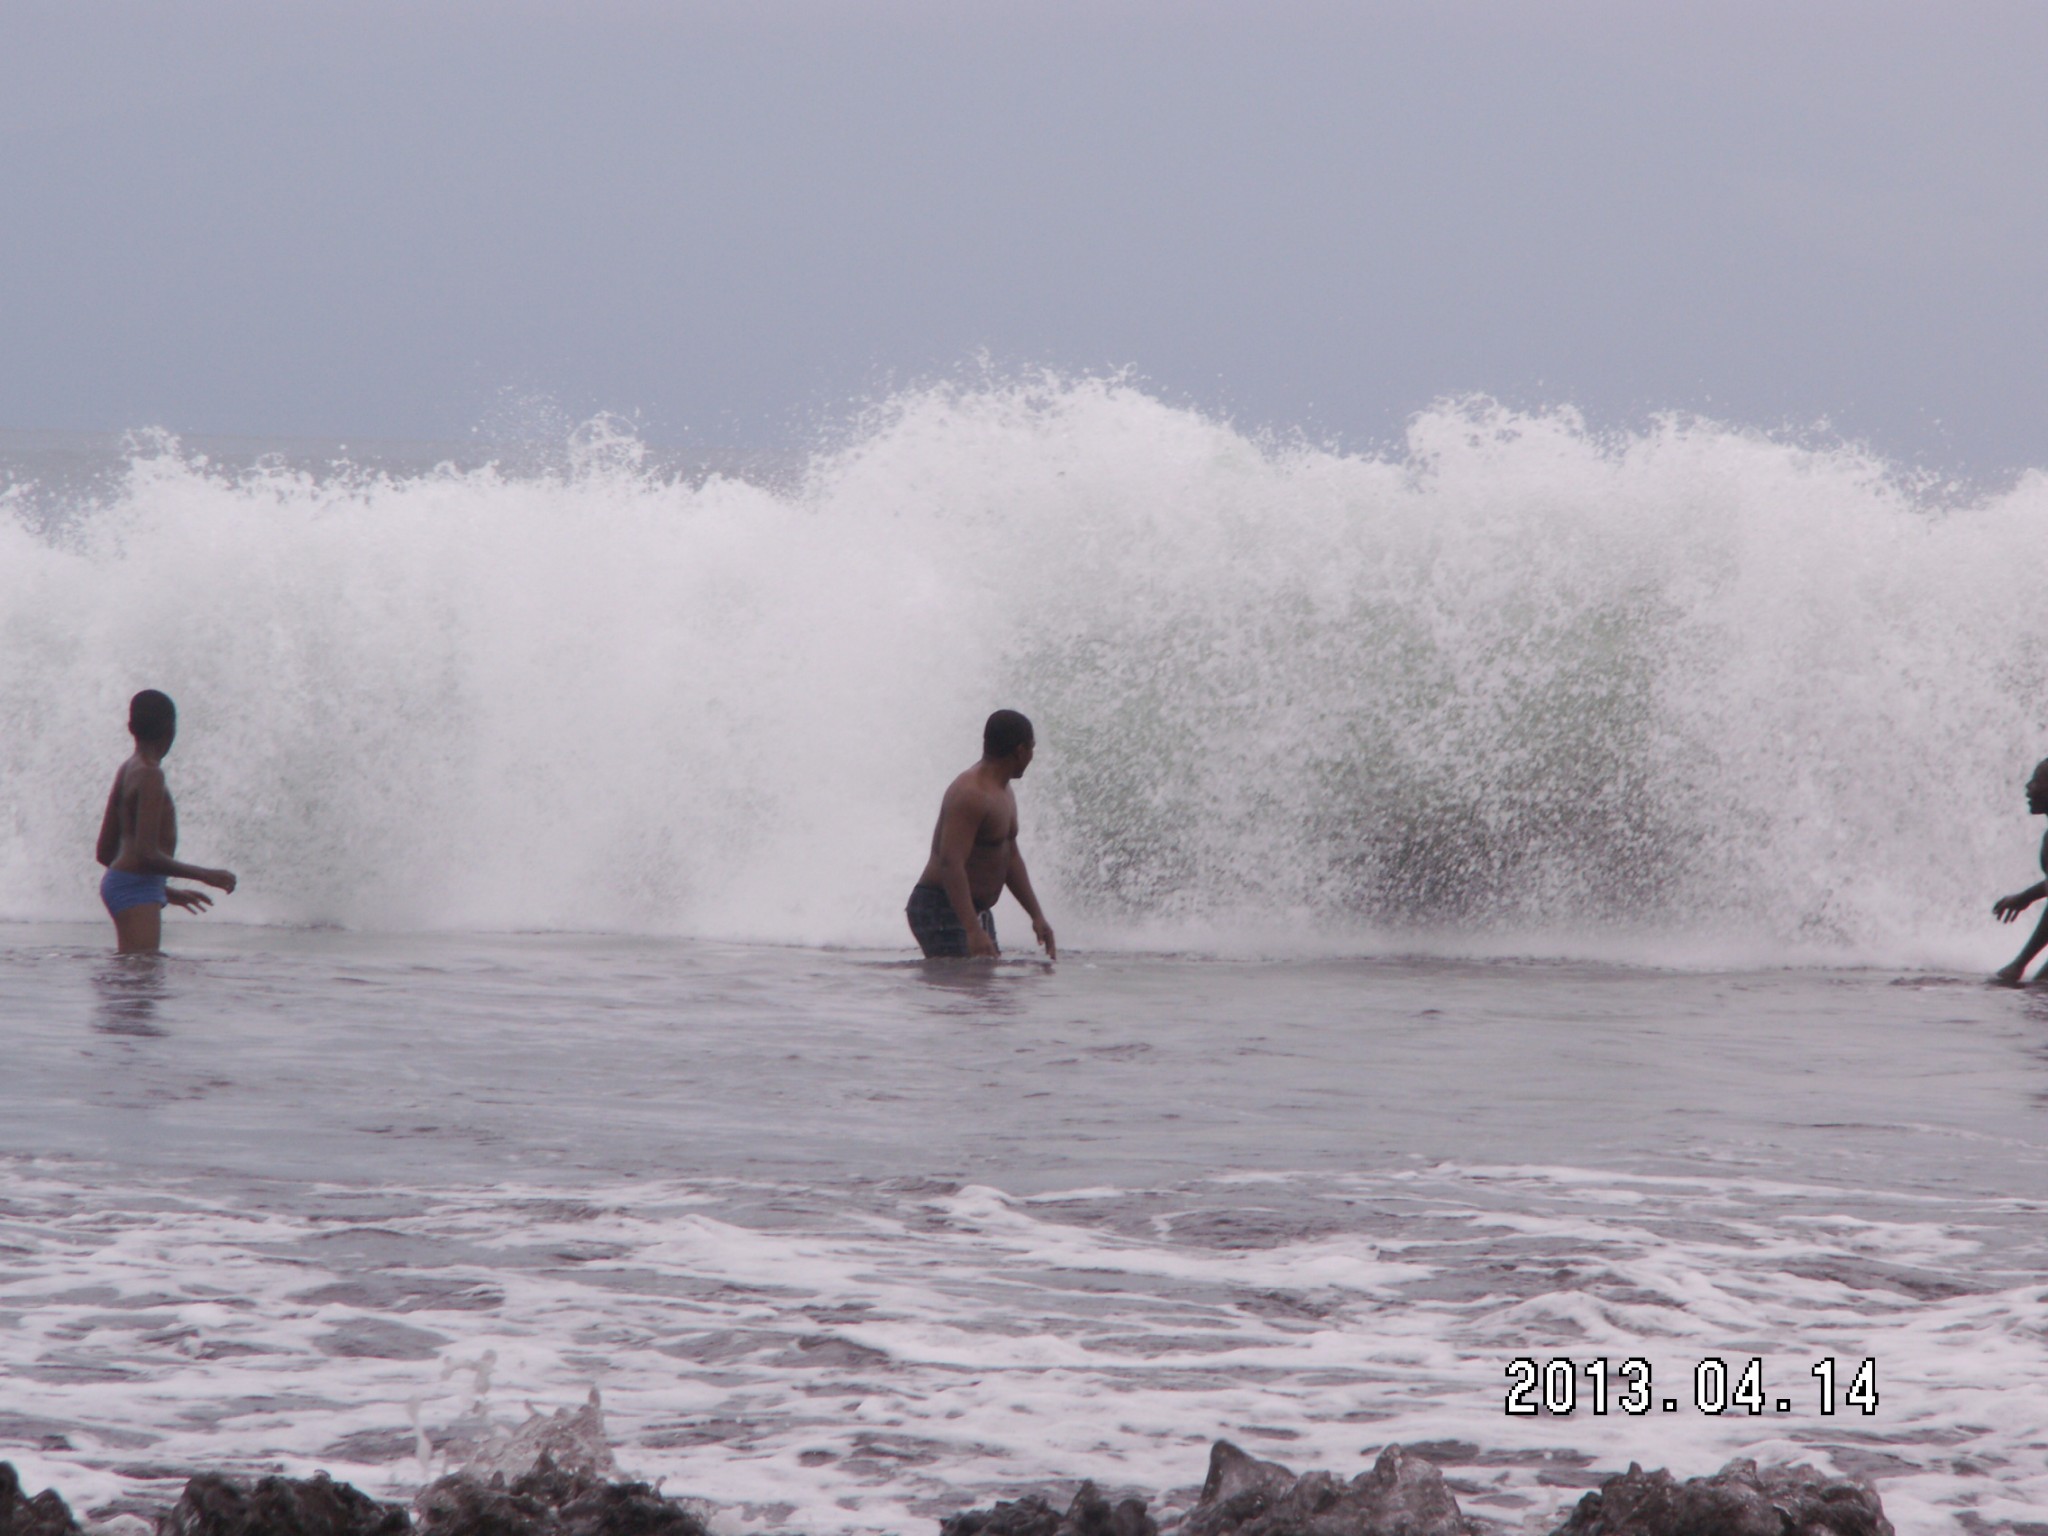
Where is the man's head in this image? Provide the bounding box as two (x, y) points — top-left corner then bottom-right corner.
(2027, 757), (2048, 815)
(983, 709), (1035, 773)
(129, 689), (176, 750)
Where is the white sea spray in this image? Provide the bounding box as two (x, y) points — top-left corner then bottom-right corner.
(5, 384), (2045, 961)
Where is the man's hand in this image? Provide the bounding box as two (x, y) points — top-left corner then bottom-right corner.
(967, 926), (998, 959)
(206, 868), (237, 894)
(1995, 888), (2041, 923)
(166, 886), (214, 913)
(1032, 915), (1056, 961)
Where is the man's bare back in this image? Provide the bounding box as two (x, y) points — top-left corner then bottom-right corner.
(906, 710), (1055, 961)
(95, 690), (235, 954)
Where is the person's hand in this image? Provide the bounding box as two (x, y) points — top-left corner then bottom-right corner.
(967, 926), (998, 959)
(166, 886), (213, 913)
(208, 869), (237, 894)
(1994, 889), (2039, 923)
(1995, 961), (2028, 986)
(1032, 916), (1057, 961)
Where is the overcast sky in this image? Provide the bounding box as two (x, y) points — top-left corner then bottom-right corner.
(3, 1), (2045, 472)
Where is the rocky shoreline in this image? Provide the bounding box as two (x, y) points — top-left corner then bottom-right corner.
(1, 1437), (1894, 1536)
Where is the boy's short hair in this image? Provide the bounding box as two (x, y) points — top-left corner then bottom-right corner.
(128, 689), (176, 741)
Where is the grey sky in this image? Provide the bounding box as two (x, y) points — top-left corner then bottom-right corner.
(4, 1), (2045, 472)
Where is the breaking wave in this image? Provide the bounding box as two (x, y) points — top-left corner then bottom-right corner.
(4, 381), (2045, 961)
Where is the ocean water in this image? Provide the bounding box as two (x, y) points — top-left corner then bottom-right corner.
(6, 386), (2048, 1533)
(3, 930), (2046, 1534)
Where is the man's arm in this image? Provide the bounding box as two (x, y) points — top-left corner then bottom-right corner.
(1994, 881), (2048, 922)
(933, 787), (997, 958)
(95, 777), (121, 868)
(1004, 844), (1056, 960)
(128, 769), (236, 890)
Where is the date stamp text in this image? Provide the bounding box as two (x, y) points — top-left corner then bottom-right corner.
(1504, 1356), (1879, 1417)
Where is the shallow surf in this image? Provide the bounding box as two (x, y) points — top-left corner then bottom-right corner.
(3, 924), (2044, 1533)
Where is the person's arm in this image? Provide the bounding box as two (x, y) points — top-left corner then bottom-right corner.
(1004, 844), (1055, 960)
(1994, 881), (2048, 922)
(95, 777), (121, 868)
(1998, 903), (2048, 983)
(128, 769), (236, 890)
(933, 790), (997, 958)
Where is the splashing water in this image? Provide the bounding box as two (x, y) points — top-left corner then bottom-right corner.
(4, 382), (2045, 962)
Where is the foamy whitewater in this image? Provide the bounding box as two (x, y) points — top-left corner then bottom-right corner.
(5, 384), (2048, 1533)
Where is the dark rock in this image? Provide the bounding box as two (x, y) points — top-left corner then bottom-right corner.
(1181, 1441), (1476, 1536)
(549, 1478), (709, 1536)
(415, 1454), (708, 1536)
(941, 1482), (1154, 1536)
(162, 1471), (410, 1536)
(0, 1463), (82, 1536)
(1062, 1484), (1156, 1536)
(939, 1492), (1060, 1536)
(414, 1474), (537, 1536)
(1547, 1457), (1894, 1536)
(1183, 1442), (1303, 1536)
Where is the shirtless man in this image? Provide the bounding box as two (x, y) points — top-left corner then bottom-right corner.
(95, 690), (237, 953)
(906, 710), (1055, 960)
(1992, 756), (2048, 983)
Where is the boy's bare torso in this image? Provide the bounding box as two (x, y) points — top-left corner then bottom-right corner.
(103, 756), (177, 872)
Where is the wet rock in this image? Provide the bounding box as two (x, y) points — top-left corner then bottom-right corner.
(161, 1472), (409, 1536)
(413, 1475), (505, 1535)
(0, 1463), (82, 1536)
(940, 1482), (1155, 1536)
(415, 1455), (707, 1536)
(1182, 1442), (1298, 1534)
(947, 1494), (1060, 1536)
(1546, 1457), (1894, 1536)
(1181, 1440), (1476, 1536)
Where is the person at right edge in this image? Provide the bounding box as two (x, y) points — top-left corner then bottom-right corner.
(906, 710), (1056, 961)
(1992, 755), (2048, 983)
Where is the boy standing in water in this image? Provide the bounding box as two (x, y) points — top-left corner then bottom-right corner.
(1992, 757), (2048, 983)
(95, 690), (236, 953)
(906, 709), (1056, 960)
